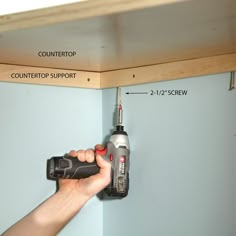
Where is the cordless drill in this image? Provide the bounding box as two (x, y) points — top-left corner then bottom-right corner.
(46, 88), (130, 198)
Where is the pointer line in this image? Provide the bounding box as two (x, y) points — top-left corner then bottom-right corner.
(126, 92), (148, 95)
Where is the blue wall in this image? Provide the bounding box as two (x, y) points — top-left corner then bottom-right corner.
(1, 72), (235, 236)
(102, 73), (236, 236)
(0, 82), (103, 236)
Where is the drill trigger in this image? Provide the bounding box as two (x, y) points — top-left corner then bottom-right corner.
(95, 146), (107, 156)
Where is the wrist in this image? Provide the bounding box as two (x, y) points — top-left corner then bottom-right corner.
(30, 189), (89, 235)
(57, 187), (90, 207)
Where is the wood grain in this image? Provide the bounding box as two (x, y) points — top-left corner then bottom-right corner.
(1, 53), (236, 89)
(0, 0), (235, 72)
(0, 0), (183, 32)
(100, 53), (236, 88)
(0, 64), (100, 88)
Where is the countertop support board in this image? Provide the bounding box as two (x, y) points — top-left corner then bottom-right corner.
(1, 53), (236, 88)
(100, 53), (236, 88)
(0, 64), (100, 88)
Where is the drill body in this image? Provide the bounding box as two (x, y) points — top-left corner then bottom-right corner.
(103, 125), (130, 197)
(47, 125), (130, 198)
(47, 88), (130, 198)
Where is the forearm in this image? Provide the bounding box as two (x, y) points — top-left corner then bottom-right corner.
(2, 190), (89, 236)
(2, 149), (110, 236)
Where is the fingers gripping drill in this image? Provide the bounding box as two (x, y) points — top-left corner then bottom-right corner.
(47, 88), (130, 198)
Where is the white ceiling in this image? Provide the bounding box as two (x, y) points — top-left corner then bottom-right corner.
(0, 0), (85, 15)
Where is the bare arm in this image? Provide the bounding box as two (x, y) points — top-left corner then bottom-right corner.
(2, 146), (110, 236)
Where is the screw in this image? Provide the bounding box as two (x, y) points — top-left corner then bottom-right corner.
(229, 71), (235, 91)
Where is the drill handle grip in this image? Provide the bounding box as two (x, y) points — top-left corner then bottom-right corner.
(47, 154), (100, 179)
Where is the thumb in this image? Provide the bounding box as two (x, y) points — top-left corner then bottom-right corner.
(96, 155), (111, 184)
(96, 154), (111, 169)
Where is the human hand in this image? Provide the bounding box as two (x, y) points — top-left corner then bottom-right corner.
(58, 145), (111, 200)
(1, 145), (111, 236)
